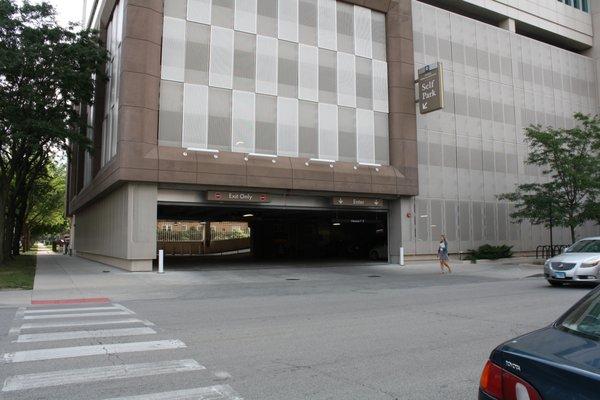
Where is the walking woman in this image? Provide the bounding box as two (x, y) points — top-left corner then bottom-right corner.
(438, 235), (452, 274)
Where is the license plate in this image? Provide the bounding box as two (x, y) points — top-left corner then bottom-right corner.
(555, 272), (566, 279)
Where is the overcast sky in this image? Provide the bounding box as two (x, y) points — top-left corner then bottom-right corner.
(34, 0), (85, 27)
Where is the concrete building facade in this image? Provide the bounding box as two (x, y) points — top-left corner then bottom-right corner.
(69, 0), (599, 270)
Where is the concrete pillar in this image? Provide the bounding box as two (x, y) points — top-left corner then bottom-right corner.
(74, 182), (158, 271)
(69, 215), (76, 255)
(388, 199), (403, 264)
(498, 18), (516, 32)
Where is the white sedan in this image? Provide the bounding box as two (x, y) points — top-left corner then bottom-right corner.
(544, 237), (600, 286)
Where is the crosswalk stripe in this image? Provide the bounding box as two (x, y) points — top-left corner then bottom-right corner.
(23, 311), (131, 320)
(102, 384), (244, 400)
(2, 340), (186, 363)
(24, 306), (120, 314)
(16, 327), (156, 343)
(16, 318), (151, 331)
(2, 359), (205, 392)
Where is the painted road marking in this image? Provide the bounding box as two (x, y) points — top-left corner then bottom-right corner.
(24, 306), (120, 314)
(103, 385), (244, 400)
(31, 297), (110, 305)
(16, 327), (156, 343)
(14, 318), (152, 331)
(2, 359), (206, 392)
(2, 340), (186, 363)
(23, 311), (132, 320)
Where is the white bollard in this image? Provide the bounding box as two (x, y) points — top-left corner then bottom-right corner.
(399, 247), (405, 266)
(158, 250), (164, 274)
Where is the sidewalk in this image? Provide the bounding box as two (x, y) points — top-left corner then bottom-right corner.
(0, 251), (543, 307)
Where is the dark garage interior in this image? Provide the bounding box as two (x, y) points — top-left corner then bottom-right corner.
(157, 204), (388, 261)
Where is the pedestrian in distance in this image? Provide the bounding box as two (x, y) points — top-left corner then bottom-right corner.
(438, 234), (452, 274)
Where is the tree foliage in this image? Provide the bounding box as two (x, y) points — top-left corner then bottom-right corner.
(0, 0), (107, 264)
(26, 162), (69, 241)
(499, 113), (600, 242)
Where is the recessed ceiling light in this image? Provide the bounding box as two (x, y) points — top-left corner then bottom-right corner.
(243, 213), (254, 218)
(332, 222), (341, 226)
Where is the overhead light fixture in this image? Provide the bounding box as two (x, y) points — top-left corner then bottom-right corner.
(305, 158), (335, 168)
(187, 147), (220, 159)
(243, 213), (254, 218)
(358, 162), (382, 172)
(244, 152), (278, 163)
(332, 222), (341, 226)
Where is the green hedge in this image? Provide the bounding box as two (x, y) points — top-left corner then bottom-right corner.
(467, 244), (513, 260)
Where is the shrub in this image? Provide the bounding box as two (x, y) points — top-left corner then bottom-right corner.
(467, 244), (513, 260)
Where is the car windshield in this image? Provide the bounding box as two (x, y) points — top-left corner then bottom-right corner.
(566, 240), (600, 253)
(559, 290), (600, 341)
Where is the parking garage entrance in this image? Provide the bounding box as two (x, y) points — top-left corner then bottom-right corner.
(157, 203), (388, 262)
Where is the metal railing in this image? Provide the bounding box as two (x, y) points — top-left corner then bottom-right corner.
(157, 229), (204, 242)
(535, 244), (571, 259)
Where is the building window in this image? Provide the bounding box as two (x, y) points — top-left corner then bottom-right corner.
(101, 1), (124, 167)
(560, 0), (588, 11)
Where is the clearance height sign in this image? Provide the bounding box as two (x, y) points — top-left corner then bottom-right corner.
(417, 62), (444, 114)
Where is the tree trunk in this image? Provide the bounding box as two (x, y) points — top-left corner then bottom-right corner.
(11, 189), (28, 256)
(23, 226), (30, 252)
(570, 225), (576, 244)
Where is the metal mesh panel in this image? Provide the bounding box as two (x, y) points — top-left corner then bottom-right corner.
(336, 2), (354, 54)
(278, 41), (298, 98)
(318, 48), (337, 104)
(232, 90), (255, 153)
(338, 106), (356, 162)
(318, 103), (338, 160)
(162, 16), (186, 82)
(209, 26), (234, 89)
(354, 5), (371, 58)
(185, 21), (210, 85)
(318, 0), (337, 50)
(234, 0), (256, 33)
(278, 0), (298, 42)
(233, 31), (256, 92)
(207, 87), (232, 150)
(299, 100), (319, 158)
(337, 52), (355, 107)
(256, 35), (278, 95)
(255, 94), (277, 154)
(299, 0), (318, 45)
(182, 83), (208, 148)
(277, 97), (299, 157)
(299, 44), (319, 101)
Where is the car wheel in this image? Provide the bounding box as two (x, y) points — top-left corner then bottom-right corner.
(369, 250), (379, 260)
(548, 280), (563, 287)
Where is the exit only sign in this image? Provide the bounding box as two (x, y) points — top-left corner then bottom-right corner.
(207, 191), (270, 203)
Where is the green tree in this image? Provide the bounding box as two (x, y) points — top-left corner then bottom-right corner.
(499, 113), (600, 242)
(23, 161), (69, 250)
(0, 0), (107, 264)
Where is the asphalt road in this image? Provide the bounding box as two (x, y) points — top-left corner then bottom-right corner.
(0, 263), (593, 400)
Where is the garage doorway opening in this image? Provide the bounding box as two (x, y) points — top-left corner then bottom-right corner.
(157, 205), (388, 264)
(157, 220), (251, 256)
